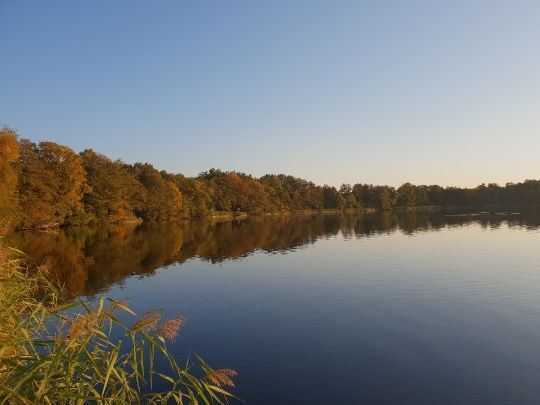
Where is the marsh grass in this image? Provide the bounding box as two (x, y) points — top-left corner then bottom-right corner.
(0, 242), (236, 404)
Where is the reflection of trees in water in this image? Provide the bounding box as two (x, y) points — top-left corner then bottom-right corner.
(9, 212), (540, 298)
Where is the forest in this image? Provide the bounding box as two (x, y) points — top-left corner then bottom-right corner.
(1, 128), (540, 230)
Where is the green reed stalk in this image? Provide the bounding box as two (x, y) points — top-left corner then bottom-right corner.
(0, 242), (237, 404)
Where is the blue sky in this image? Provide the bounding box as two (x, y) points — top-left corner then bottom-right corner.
(2, 1), (539, 187)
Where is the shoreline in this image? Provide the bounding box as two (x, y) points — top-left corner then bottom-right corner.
(13, 204), (537, 232)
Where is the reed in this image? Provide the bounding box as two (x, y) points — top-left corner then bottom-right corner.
(0, 241), (236, 404)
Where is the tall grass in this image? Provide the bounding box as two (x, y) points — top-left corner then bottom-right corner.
(0, 241), (236, 404)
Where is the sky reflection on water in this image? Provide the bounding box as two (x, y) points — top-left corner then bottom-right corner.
(11, 212), (540, 404)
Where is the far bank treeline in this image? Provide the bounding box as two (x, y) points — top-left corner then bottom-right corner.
(1, 128), (540, 230)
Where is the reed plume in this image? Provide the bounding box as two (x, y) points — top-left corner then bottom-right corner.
(158, 315), (185, 342)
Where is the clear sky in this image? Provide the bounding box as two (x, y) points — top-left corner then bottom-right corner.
(2, 1), (539, 187)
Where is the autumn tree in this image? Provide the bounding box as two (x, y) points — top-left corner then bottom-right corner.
(7, 130), (540, 227)
(18, 140), (88, 228)
(0, 128), (20, 232)
(322, 185), (343, 209)
(132, 164), (182, 222)
(396, 183), (417, 208)
(81, 149), (145, 222)
(174, 175), (213, 217)
(339, 184), (359, 209)
(375, 186), (396, 211)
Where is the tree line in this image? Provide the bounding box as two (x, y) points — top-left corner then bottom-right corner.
(1, 128), (539, 230)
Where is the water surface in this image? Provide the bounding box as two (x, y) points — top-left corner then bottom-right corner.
(11, 212), (540, 404)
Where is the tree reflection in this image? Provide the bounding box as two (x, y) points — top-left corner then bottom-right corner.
(8, 211), (540, 298)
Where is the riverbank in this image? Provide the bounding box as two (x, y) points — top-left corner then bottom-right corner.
(14, 204), (539, 231)
(207, 207), (377, 221)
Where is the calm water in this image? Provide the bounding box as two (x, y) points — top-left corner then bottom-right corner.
(10, 212), (540, 404)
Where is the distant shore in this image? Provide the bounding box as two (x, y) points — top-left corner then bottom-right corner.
(12, 204), (539, 232)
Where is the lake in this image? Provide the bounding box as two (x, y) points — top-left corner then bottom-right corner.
(10, 212), (540, 404)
